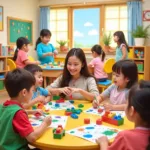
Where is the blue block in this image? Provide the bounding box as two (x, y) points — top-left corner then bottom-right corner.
(71, 113), (78, 119)
(71, 107), (75, 110)
(69, 100), (74, 104)
(97, 80), (111, 86)
(75, 110), (81, 114)
(55, 103), (60, 107)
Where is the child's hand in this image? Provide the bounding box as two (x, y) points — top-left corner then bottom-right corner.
(45, 96), (52, 103)
(96, 136), (109, 147)
(43, 116), (52, 126)
(103, 103), (114, 111)
(36, 95), (46, 103)
(59, 87), (72, 96)
(32, 109), (43, 115)
(70, 88), (80, 93)
(92, 96), (102, 108)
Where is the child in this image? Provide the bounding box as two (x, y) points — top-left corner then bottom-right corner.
(93, 59), (138, 111)
(113, 31), (129, 61)
(0, 69), (51, 149)
(24, 64), (51, 109)
(13, 37), (40, 68)
(88, 44), (108, 82)
(35, 29), (58, 65)
(96, 80), (150, 150)
(47, 48), (99, 101)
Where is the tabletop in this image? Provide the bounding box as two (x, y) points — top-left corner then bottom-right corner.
(31, 100), (134, 150)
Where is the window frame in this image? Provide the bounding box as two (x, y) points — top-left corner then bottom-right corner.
(49, 3), (127, 51)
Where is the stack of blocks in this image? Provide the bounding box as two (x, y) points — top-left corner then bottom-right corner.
(102, 111), (124, 126)
(65, 107), (82, 119)
(53, 125), (65, 139)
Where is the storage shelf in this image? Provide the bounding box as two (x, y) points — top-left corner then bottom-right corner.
(132, 58), (144, 61)
(138, 71), (144, 74)
(0, 70), (7, 73)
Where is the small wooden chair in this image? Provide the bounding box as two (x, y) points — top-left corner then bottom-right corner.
(7, 59), (16, 71)
(28, 56), (35, 61)
(97, 58), (115, 92)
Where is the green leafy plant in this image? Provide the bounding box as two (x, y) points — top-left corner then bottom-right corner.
(131, 25), (150, 38)
(57, 40), (68, 46)
(102, 32), (112, 46)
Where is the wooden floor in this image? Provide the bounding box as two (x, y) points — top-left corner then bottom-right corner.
(0, 90), (9, 104)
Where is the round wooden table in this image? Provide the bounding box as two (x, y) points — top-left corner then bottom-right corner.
(31, 100), (134, 150)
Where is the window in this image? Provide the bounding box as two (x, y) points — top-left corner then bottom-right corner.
(50, 8), (68, 47)
(73, 8), (100, 48)
(104, 5), (128, 47)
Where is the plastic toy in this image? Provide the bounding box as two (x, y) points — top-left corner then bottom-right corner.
(71, 113), (78, 119)
(96, 118), (102, 125)
(102, 112), (124, 126)
(34, 112), (41, 119)
(55, 103), (60, 107)
(78, 104), (84, 108)
(32, 105), (37, 110)
(53, 125), (65, 139)
(65, 108), (82, 116)
(98, 108), (104, 113)
(37, 103), (44, 109)
(56, 98), (65, 103)
(53, 95), (60, 100)
(69, 100), (74, 104)
(84, 118), (90, 124)
(48, 102), (52, 105)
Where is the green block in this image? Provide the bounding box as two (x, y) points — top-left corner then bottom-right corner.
(53, 95), (60, 100)
(53, 129), (65, 139)
(117, 118), (124, 126)
(32, 105), (36, 110)
(48, 102), (52, 105)
(78, 104), (84, 108)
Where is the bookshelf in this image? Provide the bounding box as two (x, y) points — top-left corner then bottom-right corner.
(0, 44), (14, 91)
(128, 46), (150, 81)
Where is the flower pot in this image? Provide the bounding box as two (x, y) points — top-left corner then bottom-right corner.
(103, 45), (110, 53)
(134, 38), (145, 46)
(60, 46), (68, 52)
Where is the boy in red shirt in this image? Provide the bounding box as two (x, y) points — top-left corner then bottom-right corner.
(0, 69), (51, 150)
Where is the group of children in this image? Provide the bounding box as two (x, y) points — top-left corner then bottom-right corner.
(0, 28), (150, 150)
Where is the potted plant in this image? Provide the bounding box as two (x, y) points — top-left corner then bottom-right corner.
(131, 25), (150, 46)
(102, 32), (112, 53)
(57, 40), (68, 52)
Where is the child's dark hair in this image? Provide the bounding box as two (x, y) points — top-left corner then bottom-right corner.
(91, 44), (105, 61)
(13, 37), (30, 61)
(114, 31), (129, 52)
(112, 59), (138, 88)
(35, 29), (51, 50)
(60, 48), (93, 97)
(24, 64), (43, 75)
(128, 80), (150, 150)
(4, 68), (35, 98)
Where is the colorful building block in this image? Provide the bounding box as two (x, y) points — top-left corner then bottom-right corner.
(48, 102), (52, 105)
(53, 95), (60, 100)
(71, 113), (78, 119)
(55, 103), (60, 107)
(65, 111), (72, 116)
(69, 100), (74, 104)
(96, 118), (102, 125)
(53, 125), (65, 139)
(98, 108), (104, 113)
(56, 98), (65, 103)
(37, 103), (44, 109)
(34, 112), (41, 119)
(78, 104), (84, 108)
(102, 112), (124, 126)
(84, 118), (90, 124)
(32, 105), (37, 110)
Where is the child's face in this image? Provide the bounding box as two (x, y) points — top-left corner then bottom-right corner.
(41, 35), (51, 44)
(67, 56), (83, 78)
(22, 85), (34, 103)
(113, 35), (119, 43)
(23, 44), (29, 52)
(92, 51), (96, 58)
(113, 72), (129, 88)
(34, 71), (43, 87)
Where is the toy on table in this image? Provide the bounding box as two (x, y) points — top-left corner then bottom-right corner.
(71, 113), (78, 119)
(69, 100), (74, 104)
(78, 104), (84, 108)
(65, 107), (82, 116)
(98, 108), (104, 113)
(34, 112), (42, 119)
(55, 103), (60, 107)
(53, 95), (61, 100)
(135, 50), (144, 59)
(53, 125), (65, 139)
(56, 98), (65, 103)
(84, 118), (90, 124)
(102, 111), (124, 126)
(96, 118), (102, 125)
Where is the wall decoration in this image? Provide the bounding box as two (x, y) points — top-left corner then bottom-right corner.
(0, 6), (3, 31)
(7, 17), (33, 45)
(143, 10), (150, 21)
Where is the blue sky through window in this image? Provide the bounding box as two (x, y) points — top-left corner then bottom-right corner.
(73, 8), (100, 48)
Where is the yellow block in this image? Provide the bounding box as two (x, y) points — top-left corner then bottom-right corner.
(138, 74), (144, 81)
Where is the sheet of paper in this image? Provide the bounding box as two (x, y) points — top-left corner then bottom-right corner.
(29, 114), (68, 128)
(45, 101), (75, 110)
(84, 107), (125, 117)
(67, 123), (120, 143)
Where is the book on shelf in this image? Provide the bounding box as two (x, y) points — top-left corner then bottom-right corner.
(0, 60), (4, 71)
(0, 44), (14, 56)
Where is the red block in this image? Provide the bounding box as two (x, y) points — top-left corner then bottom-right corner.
(96, 118), (102, 125)
(56, 98), (65, 103)
(102, 115), (118, 126)
(34, 112), (41, 118)
(65, 111), (72, 116)
(56, 128), (61, 134)
(84, 118), (90, 124)
(98, 108), (103, 113)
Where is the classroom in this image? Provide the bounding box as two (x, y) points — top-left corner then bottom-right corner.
(0, 0), (150, 150)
